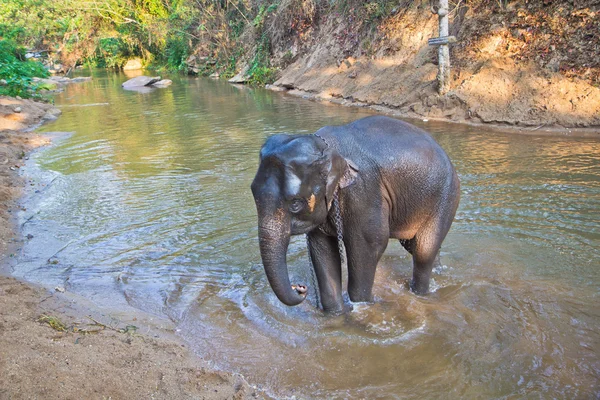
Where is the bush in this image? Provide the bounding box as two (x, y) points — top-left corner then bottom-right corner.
(94, 37), (131, 69)
(247, 65), (277, 86)
(0, 39), (49, 98)
(246, 28), (278, 86)
(165, 35), (190, 71)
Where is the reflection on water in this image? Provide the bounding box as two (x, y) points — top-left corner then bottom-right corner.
(16, 70), (600, 398)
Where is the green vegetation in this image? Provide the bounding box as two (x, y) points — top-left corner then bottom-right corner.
(38, 314), (67, 332)
(0, 0), (408, 91)
(0, 0), (280, 86)
(0, 0), (199, 71)
(0, 39), (49, 98)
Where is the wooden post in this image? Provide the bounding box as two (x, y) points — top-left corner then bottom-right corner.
(437, 0), (450, 95)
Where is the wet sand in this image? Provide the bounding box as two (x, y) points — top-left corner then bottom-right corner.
(0, 96), (259, 400)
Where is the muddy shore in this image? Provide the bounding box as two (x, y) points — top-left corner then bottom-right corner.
(267, 85), (600, 137)
(0, 96), (259, 400)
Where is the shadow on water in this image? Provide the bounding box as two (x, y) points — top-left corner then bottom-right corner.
(15, 69), (600, 398)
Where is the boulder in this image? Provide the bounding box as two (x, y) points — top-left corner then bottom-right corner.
(186, 55), (216, 75)
(152, 79), (172, 87)
(123, 58), (143, 71)
(228, 64), (250, 84)
(33, 76), (92, 89)
(42, 107), (62, 121)
(32, 77), (59, 89)
(70, 77), (93, 83)
(49, 76), (71, 84)
(122, 76), (162, 89)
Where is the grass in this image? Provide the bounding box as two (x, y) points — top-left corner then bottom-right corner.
(37, 313), (138, 335)
(37, 314), (67, 332)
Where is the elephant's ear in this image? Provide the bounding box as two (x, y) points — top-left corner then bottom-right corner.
(325, 151), (359, 210)
(339, 158), (359, 188)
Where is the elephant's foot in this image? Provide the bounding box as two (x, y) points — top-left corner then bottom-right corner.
(409, 279), (429, 295)
(321, 301), (353, 315)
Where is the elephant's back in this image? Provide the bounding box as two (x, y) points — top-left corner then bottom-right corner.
(333, 116), (453, 173)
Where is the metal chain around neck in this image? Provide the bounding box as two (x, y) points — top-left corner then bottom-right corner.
(305, 187), (346, 310)
(332, 190), (346, 266)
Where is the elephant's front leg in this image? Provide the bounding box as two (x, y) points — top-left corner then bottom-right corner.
(345, 231), (389, 303)
(307, 229), (344, 313)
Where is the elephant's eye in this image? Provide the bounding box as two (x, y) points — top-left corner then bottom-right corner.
(289, 198), (305, 213)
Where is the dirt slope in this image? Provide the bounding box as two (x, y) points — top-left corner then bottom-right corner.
(269, 0), (600, 129)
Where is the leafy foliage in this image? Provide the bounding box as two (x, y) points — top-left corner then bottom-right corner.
(0, 39), (49, 98)
(0, 0), (198, 71)
(246, 34), (277, 86)
(0, 0), (422, 89)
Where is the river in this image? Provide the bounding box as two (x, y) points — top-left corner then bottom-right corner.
(15, 70), (600, 398)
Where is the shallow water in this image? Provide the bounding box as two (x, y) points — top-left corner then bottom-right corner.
(16, 70), (600, 398)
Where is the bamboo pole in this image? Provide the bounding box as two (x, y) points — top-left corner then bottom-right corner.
(437, 0), (450, 95)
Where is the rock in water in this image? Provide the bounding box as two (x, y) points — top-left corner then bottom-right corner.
(152, 79), (172, 88)
(228, 64), (250, 84)
(70, 77), (93, 83)
(122, 76), (162, 89)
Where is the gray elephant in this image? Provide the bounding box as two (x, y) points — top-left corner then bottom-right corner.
(251, 116), (460, 313)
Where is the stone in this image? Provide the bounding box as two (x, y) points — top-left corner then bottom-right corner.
(228, 64), (250, 84)
(0, 79), (7, 86)
(546, 56), (561, 73)
(70, 77), (93, 83)
(32, 77), (59, 89)
(152, 79), (172, 87)
(49, 76), (71, 83)
(122, 76), (162, 89)
(186, 55), (196, 65)
(13, 107), (22, 113)
(42, 108), (62, 121)
(123, 58), (143, 71)
(265, 84), (287, 92)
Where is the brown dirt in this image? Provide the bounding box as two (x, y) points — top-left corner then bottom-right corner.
(0, 276), (257, 400)
(268, 0), (600, 131)
(0, 98), (263, 400)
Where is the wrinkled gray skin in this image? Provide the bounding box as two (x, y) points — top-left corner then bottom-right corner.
(251, 116), (460, 314)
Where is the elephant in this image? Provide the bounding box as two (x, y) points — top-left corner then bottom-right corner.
(250, 115), (460, 314)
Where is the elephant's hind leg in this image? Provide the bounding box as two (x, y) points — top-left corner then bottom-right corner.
(399, 238), (414, 255)
(410, 211), (454, 295)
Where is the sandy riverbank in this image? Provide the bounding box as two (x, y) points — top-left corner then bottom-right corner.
(0, 96), (259, 400)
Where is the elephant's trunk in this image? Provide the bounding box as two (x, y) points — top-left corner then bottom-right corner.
(257, 206), (306, 306)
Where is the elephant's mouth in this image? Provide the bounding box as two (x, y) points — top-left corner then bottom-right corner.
(290, 220), (317, 235)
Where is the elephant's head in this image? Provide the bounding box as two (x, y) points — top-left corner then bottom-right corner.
(250, 133), (358, 306)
